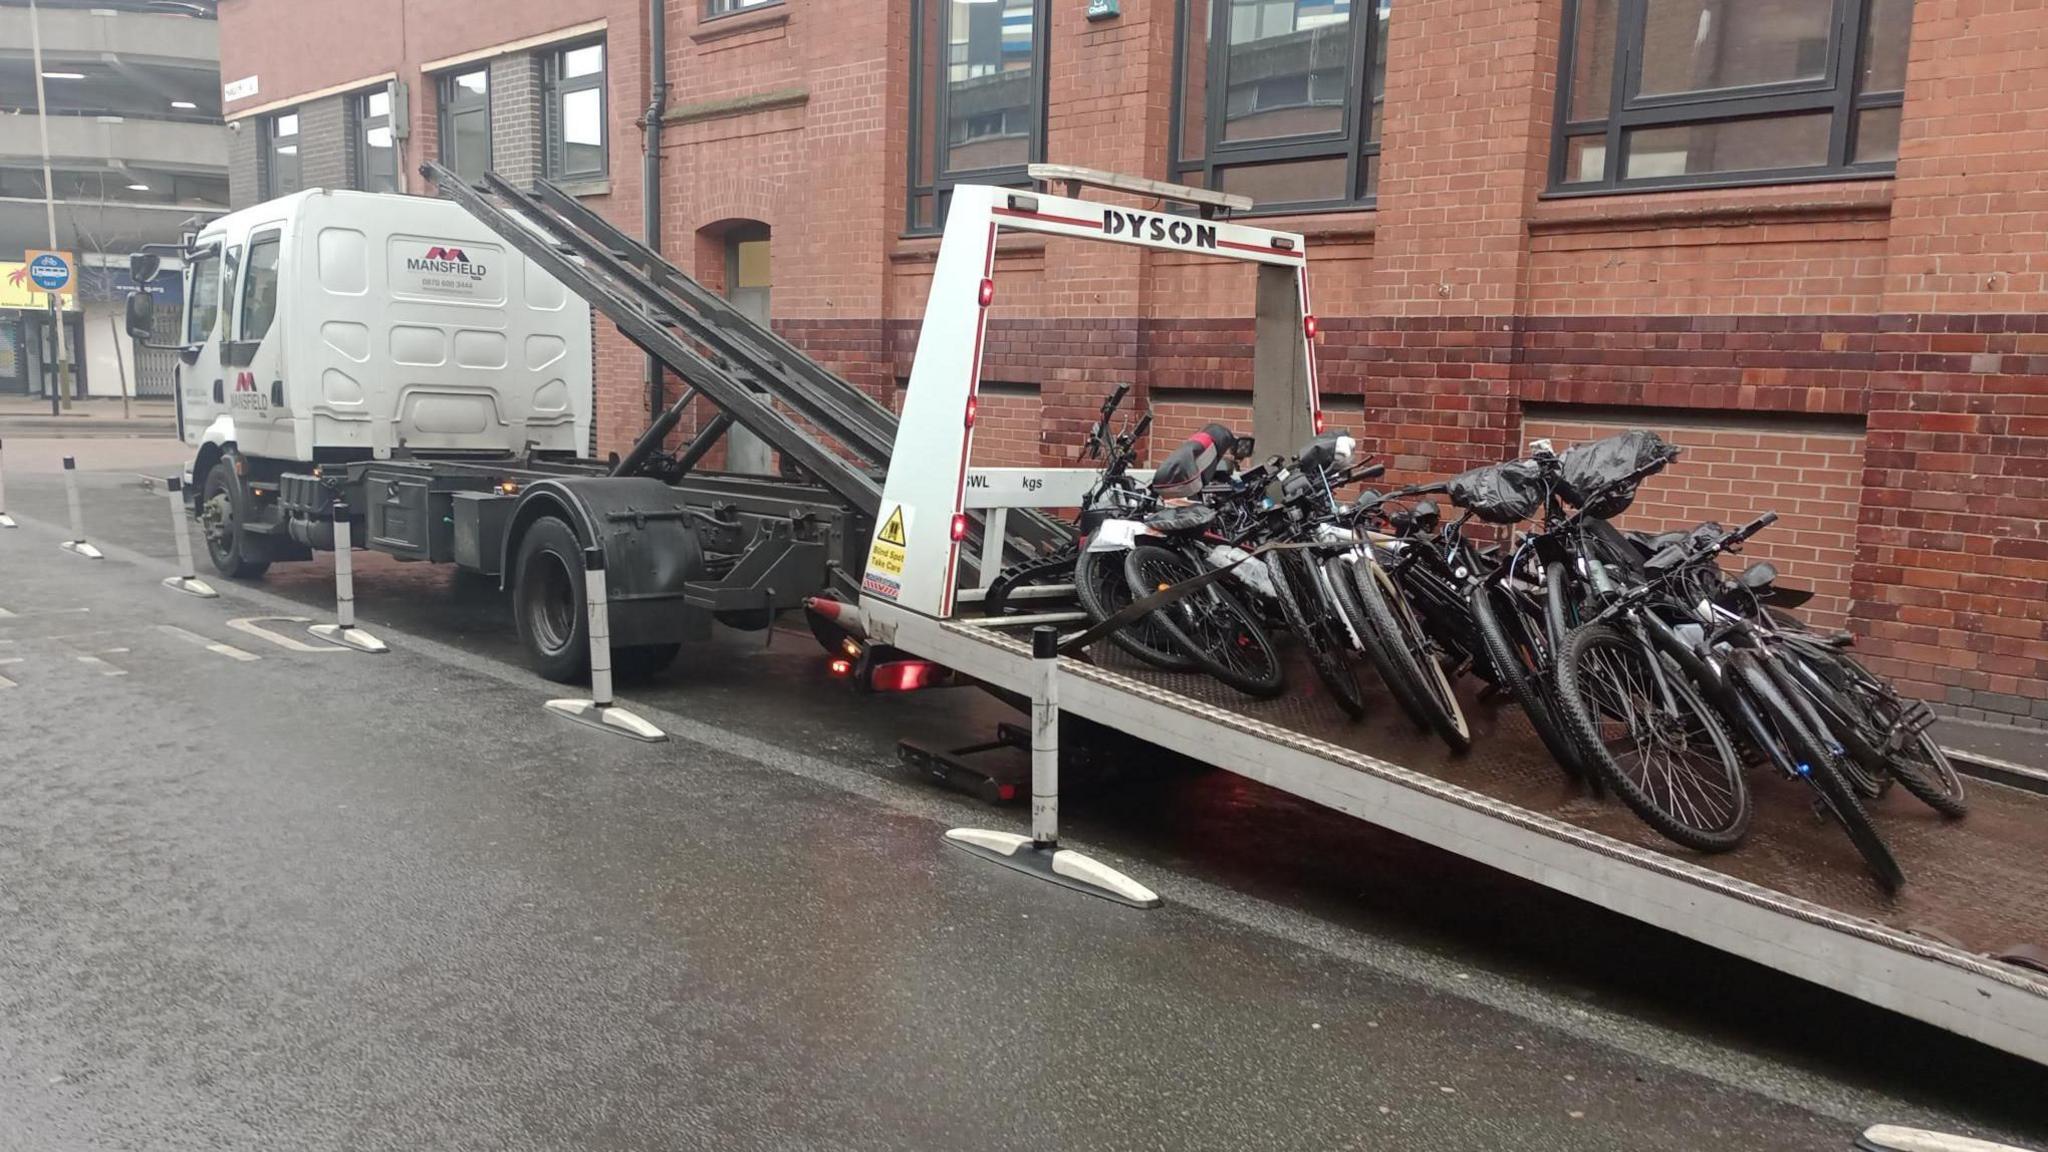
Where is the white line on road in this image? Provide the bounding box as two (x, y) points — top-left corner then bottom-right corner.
(226, 616), (346, 653)
(0, 674), (12, 690)
(155, 625), (261, 663)
(76, 655), (126, 678)
(0, 606), (13, 618)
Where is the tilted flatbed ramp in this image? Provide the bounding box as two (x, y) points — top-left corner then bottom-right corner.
(874, 610), (2048, 1065)
(854, 172), (2048, 1066)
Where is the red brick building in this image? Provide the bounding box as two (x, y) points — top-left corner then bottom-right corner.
(215, 0), (2048, 727)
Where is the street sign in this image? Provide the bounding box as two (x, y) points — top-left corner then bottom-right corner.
(1, 260), (80, 310)
(24, 250), (75, 297)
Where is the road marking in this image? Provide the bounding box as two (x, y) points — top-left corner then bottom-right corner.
(76, 655), (126, 678)
(156, 625), (261, 663)
(0, 606), (13, 618)
(0, 673), (12, 690)
(226, 616), (346, 653)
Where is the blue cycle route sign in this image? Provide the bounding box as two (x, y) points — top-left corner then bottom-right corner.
(28, 252), (72, 293)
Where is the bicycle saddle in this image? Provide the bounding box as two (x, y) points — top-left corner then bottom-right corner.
(1627, 528), (1690, 555)
(1143, 504), (1219, 535)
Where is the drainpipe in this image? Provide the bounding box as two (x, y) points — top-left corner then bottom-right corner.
(643, 0), (669, 420)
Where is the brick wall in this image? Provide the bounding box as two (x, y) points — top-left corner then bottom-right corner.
(215, 0), (2048, 723)
(227, 115), (261, 206)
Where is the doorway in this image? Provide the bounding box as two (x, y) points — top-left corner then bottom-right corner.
(722, 224), (773, 476)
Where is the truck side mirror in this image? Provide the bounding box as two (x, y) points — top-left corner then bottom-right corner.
(129, 252), (162, 284)
(124, 291), (156, 339)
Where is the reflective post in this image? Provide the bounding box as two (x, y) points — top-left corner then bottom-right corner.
(0, 438), (15, 528)
(544, 545), (667, 741)
(56, 456), (102, 558)
(941, 624), (1160, 908)
(307, 502), (388, 652)
(160, 476), (217, 598)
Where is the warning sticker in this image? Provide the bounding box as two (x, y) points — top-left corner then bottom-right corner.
(866, 503), (912, 582)
(862, 572), (901, 600)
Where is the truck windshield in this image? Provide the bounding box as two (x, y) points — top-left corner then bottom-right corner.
(186, 252), (221, 345)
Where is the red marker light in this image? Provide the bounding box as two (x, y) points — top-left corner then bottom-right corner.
(1314, 409), (1326, 434)
(828, 658), (853, 676)
(978, 278), (995, 307)
(1304, 315), (1319, 339)
(965, 396), (978, 428)
(950, 513), (969, 542)
(870, 660), (936, 692)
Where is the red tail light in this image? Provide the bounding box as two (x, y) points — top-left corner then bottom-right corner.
(978, 278), (995, 307)
(828, 658), (853, 676)
(965, 396), (978, 428)
(1314, 409), (1326, 434)
(871, 660), (937, 692)
(1304, 315), (1318, 339)
(950, 513), (968, 542)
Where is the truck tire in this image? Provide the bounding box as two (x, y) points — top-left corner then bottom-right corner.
(511, 517), (682, 684)
(201, 455), (272, 579)
(513, 516), (593, 683)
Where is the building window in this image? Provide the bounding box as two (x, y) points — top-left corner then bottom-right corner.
(264, 112), (302, 199)
(357, 88), (398, 193)
(544, 40), (608, 182)
(1552, 0), (1912, 194)
(707, 0), (779, 14)
(439, 69), (492, 185)
(1172, 0), (1393, 212)
(906, 0), (1049, 233)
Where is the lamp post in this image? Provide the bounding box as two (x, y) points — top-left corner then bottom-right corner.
(26, 0), (77, 414)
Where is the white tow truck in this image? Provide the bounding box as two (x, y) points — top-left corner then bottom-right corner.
(129, 166), (2048, 1067)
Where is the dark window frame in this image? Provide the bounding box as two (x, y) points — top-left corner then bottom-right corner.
(263, 110), (302, 200)
(1169, 0), (1392, 215)
(905, 0), (1052, 235)
(543, 38), (609, 183)
(1549, 0), (1909, 197)
(355, 87), (398, 194)
(437, 67), (493, 185)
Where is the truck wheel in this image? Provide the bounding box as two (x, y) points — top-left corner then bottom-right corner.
(512, 516), (591, 683)
(200, 455), (273, 579)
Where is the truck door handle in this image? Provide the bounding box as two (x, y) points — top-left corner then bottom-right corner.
(270, 380), (284, 407)
(212, 379), (223, 403)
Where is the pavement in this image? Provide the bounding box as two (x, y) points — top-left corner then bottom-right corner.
(0, 395), (178, 439)
(1, 449), (2045, 1151)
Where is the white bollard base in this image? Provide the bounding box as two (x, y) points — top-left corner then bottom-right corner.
(308, 622), (389, 653)
(943, 828), (1161, 909)
(163, 575), (220, 599)
(59, 540), (104, 559)
(0, 513), (16, 529)
(1858, 1125), (2035, 1152)
(544, 698), (668, 742)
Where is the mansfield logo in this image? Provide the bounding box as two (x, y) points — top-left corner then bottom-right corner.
(1101, 210), (1218, 251)
(407, 244), (488, 280)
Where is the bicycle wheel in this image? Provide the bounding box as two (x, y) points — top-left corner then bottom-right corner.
(1774, 646), (1889, 800)
(1325, 555), (1434, 731)
(1556, 623), (1752, 853)
(1470, 582), (1593, 787)
(1267, 551), (1367, 720)
(1125, 544), (1286, 698)
(1351, 555), (1472, 752)
(1801, 647), (1966, 818)
(1075, 547), (1196, 671)
(1732, 653), (1905, 893)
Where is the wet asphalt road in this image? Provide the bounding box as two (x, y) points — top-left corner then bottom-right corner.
(1, 454), (2045, 1150)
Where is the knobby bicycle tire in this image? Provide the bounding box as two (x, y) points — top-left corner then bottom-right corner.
(1075, 547), (1195, 671)
(1267, 551), (1368, 720)
(1470, 582), (1592, 786)
(1732, 652), (1905, 893)
(1555, 623), (1752, 853)
(1123, 544), (1286, 698)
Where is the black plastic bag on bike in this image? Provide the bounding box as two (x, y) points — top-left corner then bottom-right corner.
(1444, 458), (1546, 525)
(1557, 429), (1676, 519)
